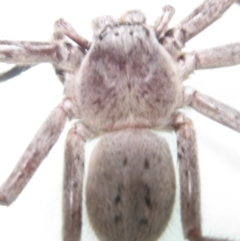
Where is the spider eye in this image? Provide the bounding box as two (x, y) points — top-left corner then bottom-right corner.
(92, 15), (116, 33)
(119, 10), (146, 25)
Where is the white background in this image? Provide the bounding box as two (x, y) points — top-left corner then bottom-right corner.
(0, 0), (240, 241)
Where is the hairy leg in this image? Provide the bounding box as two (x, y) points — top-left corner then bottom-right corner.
(181, 88), (240, 132)
(160, 0), (237, 56)
(173, 113), (234, 241)
(154, 5), (175, 37)
(0, 40), (84, 69)
(0, 65), (34, 82)
(54, 18), (91, 50)
(63, 123), (92, 241)
(0, 100), (70, 206)
(0, 17), (89, 82)
(0, 41), (58, 64)
(178, 43), (240, 80)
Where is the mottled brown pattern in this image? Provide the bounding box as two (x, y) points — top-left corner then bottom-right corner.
(182, 88), (240, 133)
(0, 103), (68, 205)
(77, 23), (180, 131)
(161, 0), (236, 57)
(173, 113), (236, 241)
(0, 1), (239, 241)
(173, 114), (201, 238)
(63, 123), (87, 241)
(86, 129), (175, 241)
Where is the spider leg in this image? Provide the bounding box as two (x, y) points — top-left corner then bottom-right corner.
(0, 18), (89, 82)
(173, 113), (235, 241)
(63, 123), (92, 241)
(154, 5), (175, 37)
(0, 40), (85, 83)
(181, 88), (240, 132)
(0, 41), (53, 82)
(178, 43), (240, 80)
(0, 99), (71, 206)
(0, 65), (35, 82)
(54, 18), (91, 50)
(160, 0), (237, 57)
(0, 41), (60, 64)
(0, 40), (85, 68)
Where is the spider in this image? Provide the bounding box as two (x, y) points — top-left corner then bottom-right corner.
(2, 1), (239, 240)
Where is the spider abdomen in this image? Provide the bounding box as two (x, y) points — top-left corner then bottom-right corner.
(86, 129), (176, 241)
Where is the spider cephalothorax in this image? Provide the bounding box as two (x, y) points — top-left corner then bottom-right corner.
(72, 10), (180, 131)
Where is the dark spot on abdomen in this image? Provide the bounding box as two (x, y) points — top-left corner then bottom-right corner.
(145, 196), (152, 208)
(144, 185), (152, 208)
(114, 213), (122, 223)
(123, 157), (127, 166)
(139, 218), (148, 225)
(144, 158), (149, 169)
(114, 194), (121, 204)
